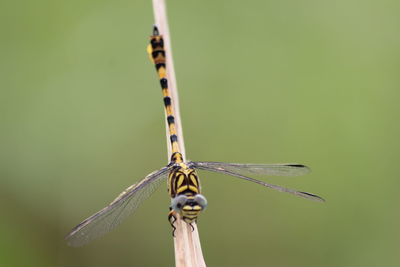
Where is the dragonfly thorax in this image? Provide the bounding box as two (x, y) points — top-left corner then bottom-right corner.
(168, 163), (201, 197)
(168, 159), (207, 223)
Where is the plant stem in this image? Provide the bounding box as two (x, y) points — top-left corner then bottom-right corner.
(151, 1), (206, 266)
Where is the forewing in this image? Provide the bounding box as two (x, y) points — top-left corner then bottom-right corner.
(192, 162), (324, 202)
(191, 162), (310, 177)
(65, 167), (170, 247)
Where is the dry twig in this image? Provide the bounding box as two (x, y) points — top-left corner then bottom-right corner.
(151, 1), (206, 266)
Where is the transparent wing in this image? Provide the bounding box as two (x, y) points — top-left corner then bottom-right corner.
(191, 162), (310, 177)
(65, 167), (170, 247)
(191, 162), (324, 202)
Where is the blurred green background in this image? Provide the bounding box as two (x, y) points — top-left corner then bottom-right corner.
(1, 0), (399, 266)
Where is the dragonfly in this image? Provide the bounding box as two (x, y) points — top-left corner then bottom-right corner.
(65, 26), (324, 247)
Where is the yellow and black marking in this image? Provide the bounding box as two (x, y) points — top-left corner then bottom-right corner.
(168, 167), (200, 197)
(147, 25), (180, 157)
(166, 164), (203, 231)
(148, 26), (206, 233)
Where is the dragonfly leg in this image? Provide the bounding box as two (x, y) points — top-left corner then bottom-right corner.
(189, 222), (195, 232)
(168, 209), (177, 237)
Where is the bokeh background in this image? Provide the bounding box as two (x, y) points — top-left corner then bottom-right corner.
(1, 0), (399, 266)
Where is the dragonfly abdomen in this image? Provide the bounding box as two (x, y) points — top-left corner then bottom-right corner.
(148, 26), (180, 155)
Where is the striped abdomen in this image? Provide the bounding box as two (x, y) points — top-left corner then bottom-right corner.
(147, 26), (180, 157)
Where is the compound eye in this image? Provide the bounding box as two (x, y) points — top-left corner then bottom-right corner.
(194, 194), (208, 209)
(171, 195), (188, 211)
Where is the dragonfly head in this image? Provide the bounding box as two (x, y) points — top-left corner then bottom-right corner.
(171, 194), (207, 223)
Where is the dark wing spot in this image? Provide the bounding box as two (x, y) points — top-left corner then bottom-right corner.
(287, 164), (306, 168)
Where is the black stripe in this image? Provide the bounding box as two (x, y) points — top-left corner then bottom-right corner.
(173, 173), (181, 193)
(160, 78), (168, 89)
(188, 174), (199, 186)
(163, 97), (171, 106)
(155, 63), (166, 70)
(150, 39), (159, 49)
(170, 134), (178, 143)
(152, 50), (165, 59)
(184, 211), (199, 215)
(167, 115), (175, 125)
